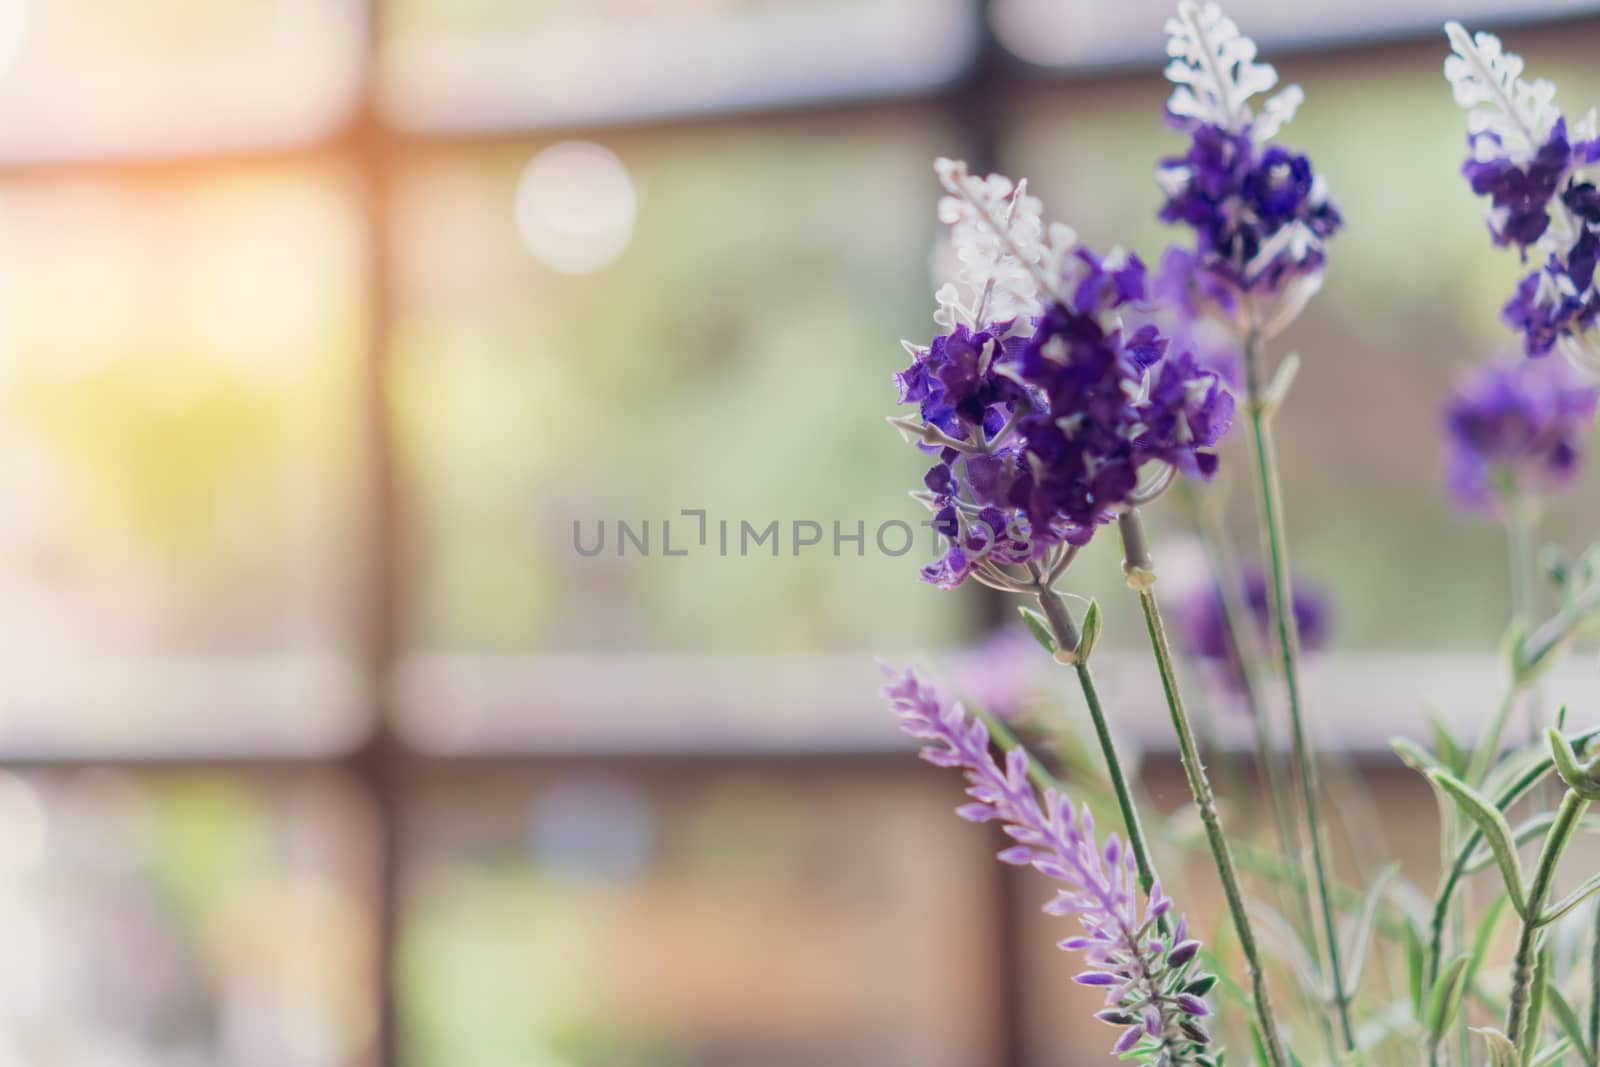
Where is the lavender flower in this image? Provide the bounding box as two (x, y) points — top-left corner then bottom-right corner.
(1443, 356), (1599, 515)
(945, 625), (1049, 722)
(894, 162), (1234, 590)
(1157, 2), (1342, 339)
(1445, 22), (1600, 365)
(881, 665), (1216, 1065)
(1176, 567), (1334, 690)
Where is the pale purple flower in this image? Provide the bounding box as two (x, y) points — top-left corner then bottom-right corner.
(1443, 356), (1599, 515)
(1175, 568), (1334, 691)
(945, 625), (1049, 722)
(881, 665), (1215, 1065)
(1445, 22), (1600, 366)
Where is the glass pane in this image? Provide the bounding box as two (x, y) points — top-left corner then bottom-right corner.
(379, 0), (975, 130)
(1006, 27), (1600, 650)
(392, 115), (971, 686)
(400, 768), (1000, 1067)
(992, 0), (1596, 68)
(0, 770), (377, 1065)
(0, 166), (368, 754)
(0, 0), (364, 161)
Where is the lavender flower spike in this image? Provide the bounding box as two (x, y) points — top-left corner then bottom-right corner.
(881, 665), (1216, 1066)
(1445, 22), (1600, 366)
(1444, 356), (1600, 516)
(1157, 2), (1342, 340)
(893, 161), (1234, 591)
(1177, 567), (1333, 692)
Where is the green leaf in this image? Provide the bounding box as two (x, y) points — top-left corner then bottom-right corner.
(1263, 351), (1301, 412)
(1548, 727), (1600, 800)
(1471, 1026), (1522, 1067)
(1465, 811), (1567, 875)
(1427, 954), (1473, 1048)
(1017, 606), (1054, 655)
(1528, 1039), (1572, 1067)
(1342, 865), (1398, 1000)
(1392, 736), (1441, 777)
(1537, 870), (1600, 928)
(1078, 599), (1104, 663)
(1404, 921), (1425, 1018)
(1465, 896), (1511, 998)
(1541, 972), (1593, 1065)
(1429, 770), (1526, 917)
(1256, 901), (1330, 1002)
(1430, 717), (1470, 778)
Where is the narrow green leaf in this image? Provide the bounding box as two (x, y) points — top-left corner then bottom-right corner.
(1256, 901), (1331, 1002)
(1017, 606), (1054, 654)
(1537, 871), (1600, 928)
(1542, 973), (1593, 1065)
(1471, 1026), (1522, 1067)
(1342, 865), (1399, 1000)
(1428, 953), (1473, 1047)
(1430, 718), (1470, 778)
(1464, 811), (1568, 875)
(1404, 921), (1425, 1018)
(1078, 599), (1104, 662)
(1263, 351), (1301, 411)
(1548, 727), (1600, 800)
(1467, 896), (1511, 995)
(1528, 1039), (1572, 1067)
(1392, 737), (1441, 777)
(1429, 769), (1527, 916)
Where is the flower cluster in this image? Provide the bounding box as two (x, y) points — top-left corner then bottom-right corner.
(1176, 568), (1334, 691)
(895, 162), (1234, 590)
(1443, 356), (1600, 515)
(1157, 1), (1342, 338)
(880, 666), (1215, 1065)
(1446, 22), (1600, 363)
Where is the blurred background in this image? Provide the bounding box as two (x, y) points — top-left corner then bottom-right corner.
(1, 1), (1599, 1065)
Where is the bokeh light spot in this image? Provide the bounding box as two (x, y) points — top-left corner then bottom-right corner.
(514, 142), (636, 274)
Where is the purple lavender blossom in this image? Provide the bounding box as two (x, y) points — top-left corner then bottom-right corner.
(1176, 568), (1334, 690)
(1157, 2), (1341, 339)
(895, 163), (1234, 590)
(1446, 23), (1600, 364)
(945, 625), (1049, 722)
(881, 665), (1215, 1065)
(1443, 356), (1599, 515)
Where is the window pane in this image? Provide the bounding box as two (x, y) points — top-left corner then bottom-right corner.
(992, 0), (1596, 68)
(379, 0), (975, 130)
(392, 114), (970, 677)
(0, 0), (364, 161)
(0, 770), (377, 1065)
(0, 167), (368, 754)
(400, 768), (1000, 1067)
(1005, 28), (1600, 650)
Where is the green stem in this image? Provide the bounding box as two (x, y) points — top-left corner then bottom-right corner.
(1033, 581), (1161, 906)
(1119, 509), (1291, 1067)
(1186, 485), (1318, 942)
(1427, 728), (1600, 991)
(1242, 328), (1356, 1052)
(1588, 899), (1600, 1067)
(1508, 790), (1589, 1057)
